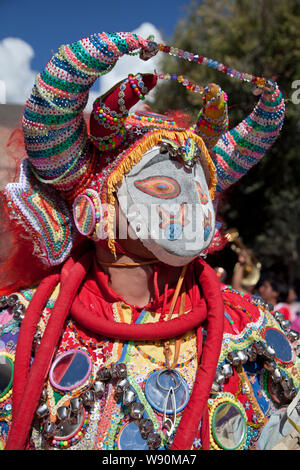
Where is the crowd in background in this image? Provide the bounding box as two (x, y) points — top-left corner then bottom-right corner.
(214, 249), (300, 334)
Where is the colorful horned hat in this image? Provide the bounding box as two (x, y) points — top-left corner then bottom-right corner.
(3, 32), (285, 268)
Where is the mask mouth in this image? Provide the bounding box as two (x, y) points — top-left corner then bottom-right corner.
(116, 145), (216, 266)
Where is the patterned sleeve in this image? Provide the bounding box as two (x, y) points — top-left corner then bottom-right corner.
(22, 32), (149, 193)
(212, 85), (285, 194)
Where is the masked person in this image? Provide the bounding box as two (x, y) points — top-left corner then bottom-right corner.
(0, 31), (298, 451)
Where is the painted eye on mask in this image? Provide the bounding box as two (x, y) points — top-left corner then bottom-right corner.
(134, 176), (181, 199)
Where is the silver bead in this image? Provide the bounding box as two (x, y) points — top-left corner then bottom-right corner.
(252, 341), (266, 355)
(282, 377), (294, 391)
(96, 366), (111, 382)
(160, 143), (169, 154)
(274, 311), (285, 322)
(211, 382), (222, 394)
(82, 390), (95, 407)
(0, 295), (8, 309)
(147, 432), (161, 450)
(246, 346), (257, 362)
(138, 418), (154, 439)
(130, 402), (145, 420)
(12, 306), (25, 322)
(280, 320), (292, 331)
(271, 368), (283, 383)
(221, 363), (233, 378)
(264, 359), (277, 372)
(227, 351), (241, 367)
(70, 397), (83, 415)
(115, 378), (130, 394)
(42, 419), (57, 438)
(214, 370), (226, 385)
(7, 294), (18, 307)
(123, 389), (137, 406)
(264, 345), (276, 360)
(57, 406), (71, 422)
(93, 380), (106, 398)
(36, 403), (50, 419)
(115, 363), (127, 379)
(288, 330), (300, 342)
(236, 350), (248, 364)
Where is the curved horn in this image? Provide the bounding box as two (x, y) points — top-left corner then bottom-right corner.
(89, 73), (157, 152)
(21, 32), (156, 194)
(212, 84), (285, 194)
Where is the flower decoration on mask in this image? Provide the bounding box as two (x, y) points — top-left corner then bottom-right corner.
(159, 137), (204, 170)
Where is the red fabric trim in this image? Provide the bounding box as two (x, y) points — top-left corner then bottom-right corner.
(70, 295), (206, 341)
(171, 259), (224, 450)
(6, 252), (92, 450)
(7, 253), (224, 451)
(12, 272), (60, 424)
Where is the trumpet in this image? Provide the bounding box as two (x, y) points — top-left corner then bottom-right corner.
(225, 228), (261, 287)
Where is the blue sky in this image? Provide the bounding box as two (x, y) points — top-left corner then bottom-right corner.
(1, 0), (191, 71)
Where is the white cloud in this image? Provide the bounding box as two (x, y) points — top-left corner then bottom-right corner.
(0, 23), (164, 109)
(0, 37), (37, 104)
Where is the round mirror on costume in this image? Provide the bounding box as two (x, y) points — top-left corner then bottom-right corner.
(264, 328), (294, 364)
(211, 401), (247, 450)
(49, 350), (92, 392)
(0, 353), (14, 401)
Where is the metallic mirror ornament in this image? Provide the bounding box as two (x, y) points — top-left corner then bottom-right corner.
(208, 394), (248, 451)
(0, 352), (14, 400)
(144, 368), (189, 415)
(264, 328), (294, 364)
(49, 349), (92, 391)
(221, 363), (234, 379)
(212, 403), (247, 450)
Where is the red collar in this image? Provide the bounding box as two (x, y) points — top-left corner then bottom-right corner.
(80, 257), (198, 321)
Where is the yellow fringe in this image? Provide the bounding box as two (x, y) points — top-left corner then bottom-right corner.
(106, 129), (217, 256)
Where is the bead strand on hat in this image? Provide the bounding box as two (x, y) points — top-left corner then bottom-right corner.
(128, 73), (148, 101)
(156, 43), (276, 92)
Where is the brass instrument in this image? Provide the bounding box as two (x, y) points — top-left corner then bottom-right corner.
(225, 228), (261, 288)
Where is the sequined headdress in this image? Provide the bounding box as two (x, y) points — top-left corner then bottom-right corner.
(3, 32), (285, 266)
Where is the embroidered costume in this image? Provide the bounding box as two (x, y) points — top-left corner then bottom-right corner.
(0, 31), (298, 451)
